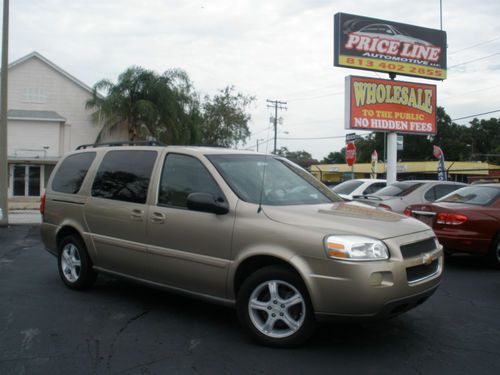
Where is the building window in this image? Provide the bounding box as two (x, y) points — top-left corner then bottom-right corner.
(23, 87), (47, 103)
(12, 165), (42, 197)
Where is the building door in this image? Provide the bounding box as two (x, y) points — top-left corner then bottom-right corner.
(10, 165), (43, 197)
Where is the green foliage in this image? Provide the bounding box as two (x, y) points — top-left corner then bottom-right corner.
(321, 150), (346, 164)
(86, 67), (253, 147)
(201, 86), (255, 148)
(321, 107), (500, 165)
(276, 147), (319, 168)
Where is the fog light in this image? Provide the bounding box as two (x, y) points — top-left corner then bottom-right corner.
(369, 271), (394, 287)
(369, 272), (383, 286)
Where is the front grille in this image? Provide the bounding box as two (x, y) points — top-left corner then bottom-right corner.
(400, 238), (436, 259)
(406, 260), (439, 283)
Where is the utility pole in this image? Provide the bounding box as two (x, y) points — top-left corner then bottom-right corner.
(266, 99), (287, 154)
(0, 0), (9, 226)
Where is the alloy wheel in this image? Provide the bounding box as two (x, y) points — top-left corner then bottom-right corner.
(61, 243), (82, 282)
(248, 280), (306, 338)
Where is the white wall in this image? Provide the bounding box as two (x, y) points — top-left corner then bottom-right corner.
(8, 120), (60, 157)
(7, 56), (101, 156)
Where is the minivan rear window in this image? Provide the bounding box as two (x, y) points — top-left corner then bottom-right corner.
(91, 150), (157, 204)
(52, 152), (96, 194)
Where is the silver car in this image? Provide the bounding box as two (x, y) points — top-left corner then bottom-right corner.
(353, 180), (467, 213)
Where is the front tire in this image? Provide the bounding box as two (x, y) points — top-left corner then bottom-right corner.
(58, 235), (96, 290)
(236, 266), (315, 347)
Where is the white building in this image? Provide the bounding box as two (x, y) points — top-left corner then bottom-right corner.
(6, 52), (112, 209)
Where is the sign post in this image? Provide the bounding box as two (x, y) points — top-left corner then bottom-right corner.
(371, 150), (378, 179)
(345, 142), (356, 179)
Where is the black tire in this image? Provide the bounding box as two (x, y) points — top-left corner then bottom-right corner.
(488, 234), (500, 269)
(57, 235), (97, 290)
(236, 265), (316, 347)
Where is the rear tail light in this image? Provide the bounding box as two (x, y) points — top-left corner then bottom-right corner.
(40, 193), (46, 215)
(378, 203), (392, 210)
(403, 207), (412, 216)
(436, 213), (467, 225)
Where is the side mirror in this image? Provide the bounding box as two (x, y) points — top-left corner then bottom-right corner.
(186, 192), (229, 215)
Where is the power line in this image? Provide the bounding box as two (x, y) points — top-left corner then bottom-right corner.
(439, 84), (500, 101)
(452, 109), (500, 122)
(251, 126), (272, 136)
(287, 91), (343, 103)
(449, 36), (500, 55)
(278, 135), (345, 141)
(448, 52), (500, 69)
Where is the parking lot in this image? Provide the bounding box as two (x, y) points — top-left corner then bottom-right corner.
(1, 224), (499, 375)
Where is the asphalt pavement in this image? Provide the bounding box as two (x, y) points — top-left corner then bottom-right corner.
(1, 225), (499, 375)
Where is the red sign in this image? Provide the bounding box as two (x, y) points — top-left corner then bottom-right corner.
(346, 142), (356, 166)
(345, 76), (437, 135)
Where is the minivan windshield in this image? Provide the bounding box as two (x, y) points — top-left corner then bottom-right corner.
(207, 154), (341, 205)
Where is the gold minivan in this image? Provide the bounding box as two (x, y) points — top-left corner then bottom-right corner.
(41, 144), (443, 347)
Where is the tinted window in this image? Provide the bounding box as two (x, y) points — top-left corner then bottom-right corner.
(375, 182), (423, 197)
(52, 152), (96, 194)
(158, 154), (224, 208)
(438, 186), (500, 206)
(91, 150), (157, 204)
(424, 184), (463, 202)
(362, 182), (386, 195)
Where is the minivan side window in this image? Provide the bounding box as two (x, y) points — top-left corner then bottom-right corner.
(158, 153), (224, 208)
(91, 150), (157, 204)
(52, 152), (96, 194)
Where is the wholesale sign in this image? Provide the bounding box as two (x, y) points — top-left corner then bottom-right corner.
(345, 76), (437, 135)
(334, 13), (447, 80)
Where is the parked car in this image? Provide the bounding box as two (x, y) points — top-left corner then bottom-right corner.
(331, 179), (386, 200)
(353, 180), (467, 213)
(41, 144), (443, 347)
(404, 184), (500, 267)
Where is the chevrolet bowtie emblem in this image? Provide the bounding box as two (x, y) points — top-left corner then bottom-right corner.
(422, 253), (433, 266)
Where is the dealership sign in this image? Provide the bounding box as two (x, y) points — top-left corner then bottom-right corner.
(334, 13), (447, 80)
(345, 76), (437, 135)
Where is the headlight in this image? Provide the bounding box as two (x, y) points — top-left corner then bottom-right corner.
(325, 235), (389, 261)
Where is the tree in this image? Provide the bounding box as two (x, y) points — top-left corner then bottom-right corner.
(321, 150), (346, 164)
(86, 67), (254, 147)
(201, 86), (255, 148)
(469, 117), (500, 164)
(86, 66), (173, 142)
(276, 147), (319, 168)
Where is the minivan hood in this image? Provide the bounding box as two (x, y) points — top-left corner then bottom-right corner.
(263, 201), (429, 240)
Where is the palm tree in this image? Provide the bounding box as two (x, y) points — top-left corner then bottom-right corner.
(86, 66), (168, 142)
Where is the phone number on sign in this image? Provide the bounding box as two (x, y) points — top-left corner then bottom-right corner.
(341, 56), (446, 79)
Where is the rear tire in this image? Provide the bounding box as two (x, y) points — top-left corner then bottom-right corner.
(58, 235), (97, 290)
(236, 266), (315, 347)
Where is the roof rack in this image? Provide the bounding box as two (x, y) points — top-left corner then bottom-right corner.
(76, 140), (165, 150)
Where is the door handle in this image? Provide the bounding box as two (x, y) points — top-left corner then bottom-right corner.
(151, 212), (165, 224)
(130, 209), (144, 221)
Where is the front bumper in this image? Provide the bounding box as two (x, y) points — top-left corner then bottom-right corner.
(301, 230), (443, 318)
